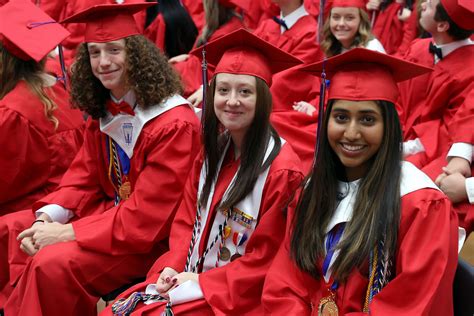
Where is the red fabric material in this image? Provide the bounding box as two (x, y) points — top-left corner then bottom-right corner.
(181, 0), (205, 32)
(372, 2), (418, 55)
(105, 99), (135, 116)
(0, 0), (70, 62)
(3, 104), (201, 315)
(447, 88), (474, 144)
(393, 4), (419, 57)
(271, 106), (319, 175)
(253, 14), (321, 64)
(0, 81), (84, 215)
(100, 142), (304, 315)
(332, 0), (365, 9)
(41, 0), (110, 67)
(399, 39), (474, 172)
(190, 29), (303, 87)
(172, 17), (246, 97)
(0, 210), (34, 309)
(143, 13), (166, 52)
(262, 188), (458, 315)
(61, 2), (154, 43)
(440, 0), (474, 30)
(252, 14), (322, 172)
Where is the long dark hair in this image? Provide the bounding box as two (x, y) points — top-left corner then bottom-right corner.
(70, 35), (182, 119)
(199, 75), (281, 210)
(145, 0), (198, 58)
(291, 100), (402, 282)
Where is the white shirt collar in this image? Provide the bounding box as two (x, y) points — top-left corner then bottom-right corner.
(325, 179), (361, 233)
(279, 4), (308, 33)
(434, 38), (473, 63)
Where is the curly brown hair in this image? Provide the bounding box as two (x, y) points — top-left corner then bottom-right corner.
(70, 35), (183, 119)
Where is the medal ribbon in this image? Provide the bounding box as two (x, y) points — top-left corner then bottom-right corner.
(232, 232), (247, 247)
(322, 223), (346, 291)
(107, 136), (131, 204)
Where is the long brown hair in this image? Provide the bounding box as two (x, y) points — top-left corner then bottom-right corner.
(0, 43), (59, 129)
(321, 8), (373, 57)
(199, 75), (281, 210)
(70, 35), (182, 119)
(290, 100), (402, 282)
(196, 0), (242, 47)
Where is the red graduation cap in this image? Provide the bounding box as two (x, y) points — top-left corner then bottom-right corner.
(190, 28), (303, 86)
(440, 0), (474, 30)
(0, 0), (70, 62)
(61, 2), (154, 43)
(299, 48), (433, 104)
(330, 0), (366, 9)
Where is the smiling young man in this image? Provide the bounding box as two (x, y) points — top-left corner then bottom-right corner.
(2, 3), (200, 315)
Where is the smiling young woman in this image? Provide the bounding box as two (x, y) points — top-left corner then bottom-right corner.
(100, 28), (305, 316)
(321, 0), (385, 57)
(262, 48), (459, 316)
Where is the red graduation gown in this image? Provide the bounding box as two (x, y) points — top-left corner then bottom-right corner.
(399, 39), (474, 179)
(3, 104), (201, 316)
(253, 15), (323, 174)
(0, 81), (84, 215)
(372, 2), (418, 55)
(262, 188), (458, 315)
(100, 142), (304, 315)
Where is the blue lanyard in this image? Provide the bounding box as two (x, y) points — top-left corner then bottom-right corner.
(322, 222), (346, 290)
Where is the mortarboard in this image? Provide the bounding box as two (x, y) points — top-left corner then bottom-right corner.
(330, 0), (366, 9)
(440, 0), (474, 31)
(190, 28), (303, 87)
(0, 0), (70, 62)
(61, 2), (154, 43)
(299, 48), (433, 104)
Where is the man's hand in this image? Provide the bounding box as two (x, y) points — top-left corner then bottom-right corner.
(439, 172), (468, 204)
(18, 222), (75, 255)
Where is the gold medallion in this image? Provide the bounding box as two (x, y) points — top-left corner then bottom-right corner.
(219, 247), (231, 261)
(119, 181), (132, 200)
(318, 295), (339, 316)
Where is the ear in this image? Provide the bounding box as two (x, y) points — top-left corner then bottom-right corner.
(436, 20), (450, 33)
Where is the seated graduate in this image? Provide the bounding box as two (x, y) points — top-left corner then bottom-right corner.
(0, 0), (84, 216)
(262, 48), (459, 315)
(2, 2), (200, 315)
(102, 28), (305, 316)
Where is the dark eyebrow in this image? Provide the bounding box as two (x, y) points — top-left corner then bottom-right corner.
(332, 108), (380, 115)
(331, 107), (349, 112)
(359, 109), (379, 114)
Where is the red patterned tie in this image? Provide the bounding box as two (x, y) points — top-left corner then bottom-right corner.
(106, 99), (135, 116)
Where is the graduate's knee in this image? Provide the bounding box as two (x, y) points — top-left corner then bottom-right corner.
(30, 241), (78, 277)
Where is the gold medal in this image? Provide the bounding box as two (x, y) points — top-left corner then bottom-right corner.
(318, 294), (338, 316)
(219, 247), (231, 261)
(119, 181), (131, 200)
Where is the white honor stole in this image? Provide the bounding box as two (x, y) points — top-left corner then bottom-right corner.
(100, 94), (191, 158)
(188, 136), (285, 272)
